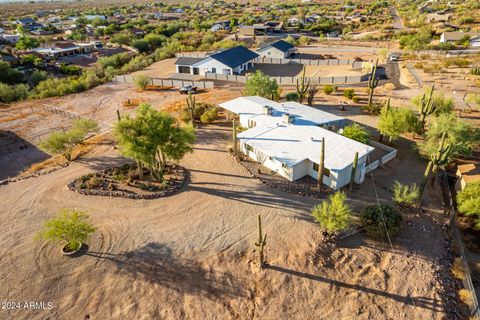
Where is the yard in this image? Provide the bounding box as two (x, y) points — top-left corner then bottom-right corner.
(0, 86), (462, 318)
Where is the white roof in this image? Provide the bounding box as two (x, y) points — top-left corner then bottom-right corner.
(219, 96), (344, 126)
(237, 123), (374, 170)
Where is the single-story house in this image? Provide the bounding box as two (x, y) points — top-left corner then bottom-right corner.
(455, 163), (480, 191)
(256, 40), (297, 59)
(0, 33), (21, 44)
(238, 25), (269, 36)
(34, 41), (96, 59)
(426, 13), (452, 23)
(175, 46), (259, 76)
(220, 96), (373, 190)
(440, 32), (480, 47)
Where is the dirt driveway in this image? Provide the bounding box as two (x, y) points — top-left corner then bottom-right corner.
(0, 114), (456, 319)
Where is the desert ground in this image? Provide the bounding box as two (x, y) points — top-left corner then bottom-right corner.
(0, 75), (460, 319)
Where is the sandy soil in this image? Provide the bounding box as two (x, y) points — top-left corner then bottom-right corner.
(0, 111), (456, 319)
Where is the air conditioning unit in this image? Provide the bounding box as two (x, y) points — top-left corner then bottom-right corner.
(282, 113), (295, 124)
(262, 105), (275, 115)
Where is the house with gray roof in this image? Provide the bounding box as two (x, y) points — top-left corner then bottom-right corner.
(256, 40), (297, 59)
(175, 46), (259, 75)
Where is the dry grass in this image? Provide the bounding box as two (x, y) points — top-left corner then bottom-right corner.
(145, 85), (174, 91)
(122, 98), (146, 108)
(452, 257), (466, 280)
(459, 289), (473, 306)
(0, 113), (31, 124)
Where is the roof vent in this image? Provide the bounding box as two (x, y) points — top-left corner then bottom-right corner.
(262, 105), (275, 115)
(282, 113), (295, 124)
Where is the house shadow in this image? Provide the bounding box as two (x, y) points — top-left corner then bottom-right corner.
(0, 130), (50, 180)
(265, 263), (444, 312)
(85, 243), (246, 299)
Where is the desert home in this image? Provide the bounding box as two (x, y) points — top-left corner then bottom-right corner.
(175, 46), (259, 76)
(220, 96), (375, 190)
(440, 32), (480, 47)
(256, 40), (297, 59)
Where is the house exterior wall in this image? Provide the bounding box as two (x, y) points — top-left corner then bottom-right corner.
(257, 47), (287, 59)
(241, 141), (293, 180)
(193, 57), (232, 75)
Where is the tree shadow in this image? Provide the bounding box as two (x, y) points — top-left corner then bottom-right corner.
(86, 243), (246, 299)
(265, 264), (444, 312)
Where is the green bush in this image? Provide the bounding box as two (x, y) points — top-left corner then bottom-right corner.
(470, 68), (480, 76)
(311, 192), (351, 235)
(457, 181), (480, 229)
(361, 204), (402, 240)
(352, 96), (360, 103)
(180, 102), (213, 122)
(134, 75), (151, 90)
(200, 107), (219, 123)
(37, 209), (95, 252)
(285, 92), (299, 102)
(0, 83), (29, 103)
(31, 71), (102, 99)
(59, 64), (82, 75)
(341, 123), (370, 144)
(30, 70), (49, 87)
(392, 181), (419, 207)
(343, 88), (355, 99)
(323, 85), (334, 95)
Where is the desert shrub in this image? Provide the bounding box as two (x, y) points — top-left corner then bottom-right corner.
(200, 107), (219, 123)
(86, 175), (102, 189)
(452, 257), (466, 280)
(361, 204), (402, 240)
(341, 123), (370, 144)
(37, 209), (95, 252)
(352, 96), (360, 103)
(457, 181), (480, 229)
(59, 64), (82, 75)
(311, 192), (351, 235)
(459, 289), (473, 305)
(451, 57), (470, 68)
(120, 55), (154, 74)
(285, 92), (299, 101)
(30, 70), (49, 87)
(323, 85), (334, 95)
(0, 83), (29, 103)
(31, 71), (103, 99)
(97, 52), (132, 70)
(180, 102), (213, 122)
(392, 181), (419, 207)
(470, 68), (480, 76)
(343, 88), (355, 99)
(362, 102), (382, 115)
(134, 75), (151, 90)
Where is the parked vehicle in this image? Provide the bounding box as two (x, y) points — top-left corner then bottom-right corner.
(389, 54), (401, 62)
(179, 85), (198, 94)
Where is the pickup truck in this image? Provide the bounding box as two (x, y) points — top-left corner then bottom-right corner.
(179, 84), (198, 94)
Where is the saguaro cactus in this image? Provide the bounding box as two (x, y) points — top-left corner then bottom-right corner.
(186, 91), (196, 125)
(317, 138), (325, 191)
(296, 66), (310, 104)
(307, 85), (319, 106)
(116, 109), (121, 121)
(420, 132), (452, 196)
(350, 152), (359, 191)
(367, 59), (379, 108)
(255, 214), (267, 268)
(419, 85), (436, 130)
(232, 119), (237, 155)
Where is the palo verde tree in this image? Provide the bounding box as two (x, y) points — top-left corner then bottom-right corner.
(341, 123), (370, 144)
(37, 209), (95, 252)
(378, 100), (419, 144)
(311, 192), (352, 235)
(39, 119), (99, 161)
(457, 182), (480, 229)
(245, 70), (280, 101)
(114, 103), (195, 181)
(296, 66), (310, 104)
(367, 59), (379, 109)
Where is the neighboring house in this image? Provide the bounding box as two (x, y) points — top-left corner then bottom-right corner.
(0, 33), (21, 44)
(455, 163), (480, 191)
(238, 25), (269, 36)
(175, 46), (259, 75)
(256, 40), (297, 59)
(426, 13), (452, 23)
(440, 32), (480, 47)
(33, 41), (96, 59)
(16, 17), (44, 32)
(219, 96), (374, 190)
(211, 23), (224, 32)
(85, 15), (107, 21)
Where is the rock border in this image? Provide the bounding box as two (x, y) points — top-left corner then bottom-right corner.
(68, 164), (187, 200)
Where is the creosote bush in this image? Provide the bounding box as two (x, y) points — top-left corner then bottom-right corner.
(361, 204), (402, 240)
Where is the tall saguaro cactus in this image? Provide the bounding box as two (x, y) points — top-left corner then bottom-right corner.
(419, 85), (436, 130)
(317, 138), (325, 191)
(232, 119), (237, 155)
(350, 152), (359, 191)
(186, 91), (196, 125)
(420, 132), (452, 197)
(296, 66), (310, 104)
(255, 214), (267, 268)
(367, 59), (379, 109)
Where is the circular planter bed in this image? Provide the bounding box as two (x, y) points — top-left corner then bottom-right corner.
(62, 241), (83, 256)
(68, 163), (187, 199)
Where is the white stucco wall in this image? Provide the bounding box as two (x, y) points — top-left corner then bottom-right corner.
(256, 47), (287, 59)
(192, 57), (232, 75)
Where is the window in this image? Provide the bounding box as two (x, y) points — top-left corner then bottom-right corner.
(313, 163), (330, 177)
(211, 68), (216, 73)
(245, 144), (253, 152)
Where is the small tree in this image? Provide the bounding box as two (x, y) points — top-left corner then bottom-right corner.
(39, 119), (99, 161)
(115, 103), (195, 181)
(245, 70), (280, 101)
(361, 204), (402, 240)
(307, 85), (319, 106)
(134, 75), (151, 90)
(392, 181), (419, 207)
(457, 182), (480, 229)
(342, 123), (370, 144)
(311, 192), (351, 235)
(37, 209), (95, 252)
(378, 102), (419, 144)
